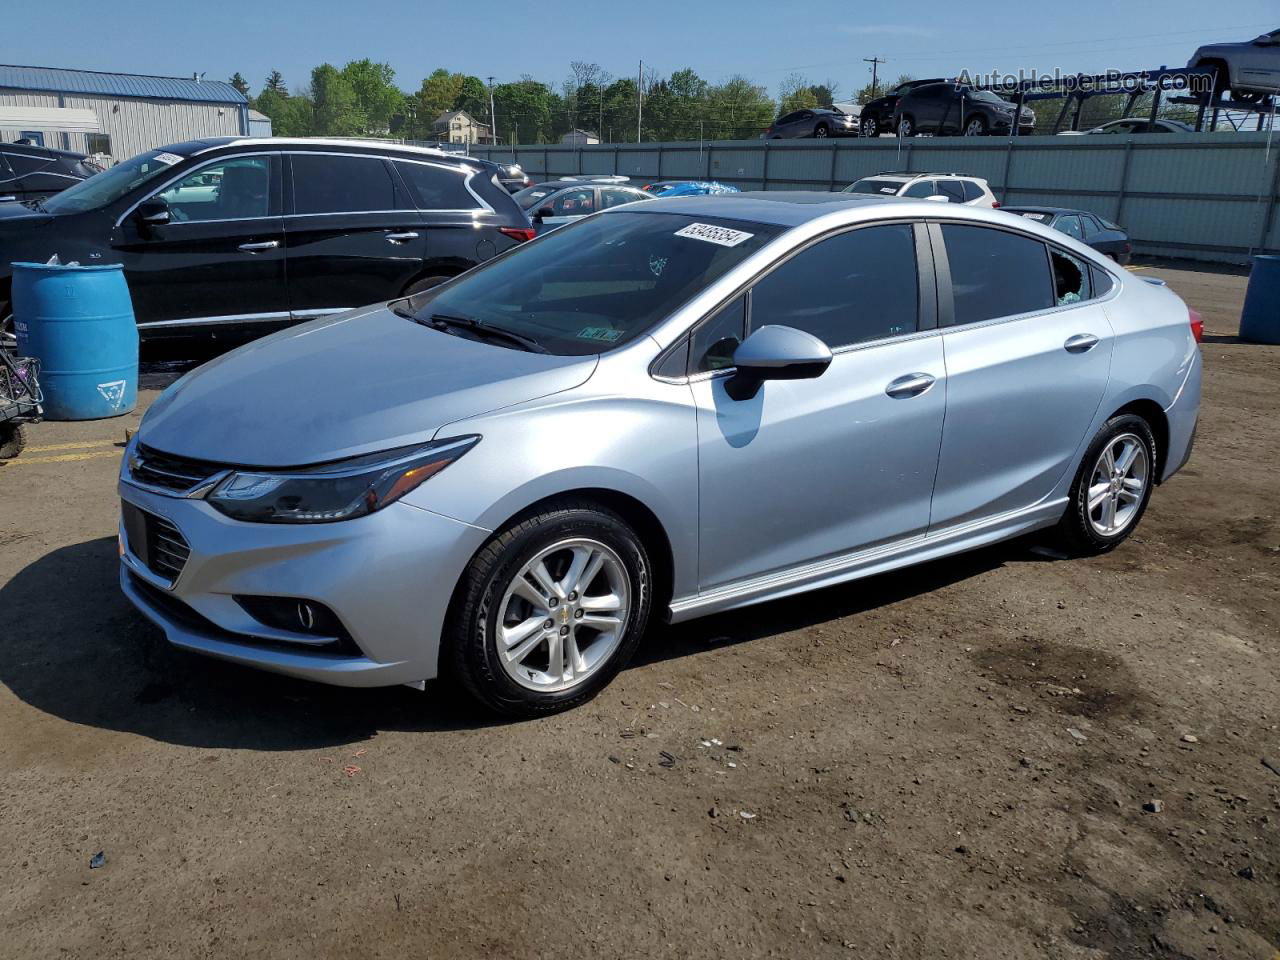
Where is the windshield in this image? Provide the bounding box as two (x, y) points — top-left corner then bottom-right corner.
(513, 185), (558, 210)
(402, 211), (783, 356)
(844, 178), (904, 196)
(43, 149), (185, 214)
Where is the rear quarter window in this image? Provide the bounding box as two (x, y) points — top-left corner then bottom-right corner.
(393, 160), (479, 210)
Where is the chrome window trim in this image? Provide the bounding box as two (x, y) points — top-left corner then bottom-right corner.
(388, 155), (492, 213)
(114, 151), (279, 227)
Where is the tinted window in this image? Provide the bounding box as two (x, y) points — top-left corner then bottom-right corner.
(551, 187), (594, 216)
(1091, 266), (1115, 297)
(156, 156), (273, 222)
(7, 153), (51, 177)
(601, 187), (649, 209)
(778, 112), (802, 124)
(292, 154), (407, 214)
(750, 224), (919, 348)
(1055, 215), (1084, 239)
(692, 295), (746, 373)
(393, 161), (477, 210)
(936, 180), (965, 203)
(961, 181), (986, 202)
(1051, 249), (1092, 305)
(1081, 214), (1104, 237)
(846, 178), (906, 196)
(514, 185), (556, 210)
(902, 180), (937, 198)
(410, 213), (781, 356)
(942, 224), (1053, 325)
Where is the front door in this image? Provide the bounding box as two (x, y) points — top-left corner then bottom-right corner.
(929, 222), (1114, 531)
(111, 152), (288, 330)
(284, 152), (428, 317)
(692, 222), (946, 590)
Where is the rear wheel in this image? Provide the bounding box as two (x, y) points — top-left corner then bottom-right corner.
(1055, 414), (1156, 556)
(860, 116), (879, 138)
(898, 115), (916, 138)
(0, 423), (26, 460)
(445, 501), (653, 717)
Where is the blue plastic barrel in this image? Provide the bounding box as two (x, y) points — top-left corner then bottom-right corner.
(1240, 254), (1280, 345)
(11, 262), (138, 420)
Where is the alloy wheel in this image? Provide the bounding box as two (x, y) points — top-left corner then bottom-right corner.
(494, 538), (630, 693)
(964, 118), (985, 136)
(898, 117), (914, 138)
(861, 117), (877, 137)
(1086, 432), (1148, 537)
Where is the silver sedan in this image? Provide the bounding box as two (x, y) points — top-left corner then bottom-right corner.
(119, 193), (1201, 716)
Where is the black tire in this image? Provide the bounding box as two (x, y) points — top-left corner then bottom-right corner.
(898, 115), (915, 138)
(813, 123), (830, 138)
(0, 423), (26, 460)
(860, 116), (878, 138)
(1055, 414), (1157, 557)
(445, 500), (653, 717)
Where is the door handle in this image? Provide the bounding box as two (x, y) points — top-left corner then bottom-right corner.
(238, 241), (279, 252)
(885, 373), (936, 399)
(1064, 333), (1100, 353)
(384, 231), (420, 243)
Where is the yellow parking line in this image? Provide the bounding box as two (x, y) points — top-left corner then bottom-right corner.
(26, 439), (123, 453)
(2, 450), (121, 466)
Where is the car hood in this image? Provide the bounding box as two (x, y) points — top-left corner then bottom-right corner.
(139, 304), (599, 467)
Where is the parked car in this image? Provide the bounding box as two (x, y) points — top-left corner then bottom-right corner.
(856, 78), (946, 138)
(894, 83), (1035, 137)
(642, 181), (740, 197)
(1003, 207), (1131, 264)
(118, 191), (1200, 717)
(493, 162), (532, 192)
(513, 177), (652, 233)
(842, 172), (998, 207)
(0, 138), (533, 346)
(1058, 118), (1195, 136)
(0, 142), (103, 204)
(762, 108), (857, 139)
(1189, 28), (1280, 102)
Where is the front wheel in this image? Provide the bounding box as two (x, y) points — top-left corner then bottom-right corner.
(963, 115), (987, 137)
(445, 501), (653, 717)
(898, 115), (915, 138)
(813, 123), (829, 138)
(0, 423), (26, 460)
(1055, 414), (1157, 556)
(861, 116), (879, 138)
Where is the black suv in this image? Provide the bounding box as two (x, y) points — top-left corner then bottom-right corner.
(1, 142), (103, 204)
(0, 138), (533, 344)
(856, 79), (946, 138)
(894, 83), (1035, 137)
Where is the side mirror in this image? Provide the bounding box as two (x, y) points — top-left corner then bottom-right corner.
(725, 325), (832, 401)
(136, 198), (170, 225)
(533, 205), (555, 222)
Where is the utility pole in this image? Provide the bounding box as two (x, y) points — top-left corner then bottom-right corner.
(864, 57), (886, 99)
(487, 76), (497, 146)
(637, 59), (644, 143)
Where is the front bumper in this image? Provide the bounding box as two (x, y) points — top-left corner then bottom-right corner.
(118, 479), (490, 687)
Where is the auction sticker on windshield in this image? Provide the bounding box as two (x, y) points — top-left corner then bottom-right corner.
(153, 152), (184, 166)
(674, 222), (755, 247)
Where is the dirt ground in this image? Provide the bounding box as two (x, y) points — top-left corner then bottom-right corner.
(1, 261), (1276, 959)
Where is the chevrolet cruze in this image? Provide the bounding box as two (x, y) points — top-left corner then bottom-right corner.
(119, 193), (1201, 716)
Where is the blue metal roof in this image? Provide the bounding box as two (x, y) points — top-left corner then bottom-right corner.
(0, 65), (247, 104)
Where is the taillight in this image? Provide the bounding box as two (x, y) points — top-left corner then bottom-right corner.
(499, 226), (536, 243)
(991, 200), (1000, 209)
(1188, 307), (1203, 343)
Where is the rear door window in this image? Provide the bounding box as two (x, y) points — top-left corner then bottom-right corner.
(601, 187), (648, 208)
(1050, 249), (1092, 305)
(291, 154), (409, 214)
(551, 188), (595, 216)
(941, 224), (1053, 325)
(1055, 215), (1084, 239)
(749, 224), (919, 347)
(393, 160), (478, 210)
(936, 180), (965, 203)
(1081, 214), (1105, 237)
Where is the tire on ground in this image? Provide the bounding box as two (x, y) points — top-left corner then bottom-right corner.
(1054, 413), (1157, 556)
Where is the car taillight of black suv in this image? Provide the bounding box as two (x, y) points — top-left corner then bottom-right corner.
(0, 137), (535, 347)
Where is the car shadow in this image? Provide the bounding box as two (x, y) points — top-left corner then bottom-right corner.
(0, 533), (1041, 750)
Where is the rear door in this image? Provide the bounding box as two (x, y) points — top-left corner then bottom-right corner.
(111, 152), (288, 330)
(284, 152), (428, 317)
(928, 222), (1114, 531)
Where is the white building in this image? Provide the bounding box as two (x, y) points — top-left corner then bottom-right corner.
(0, 64), (249, 164)
(432, 110), (492, 146)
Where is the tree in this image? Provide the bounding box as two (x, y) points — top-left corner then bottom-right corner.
(778, 73), (819, 115)
(708, 75), (776, 140)
(264, 70), (287, 95)
(310, 63), (364, 137)
(493, 77), (556, 144)
(229, 72), (250, 97)
(340, 59), (402, 135)
(407, 69), (464, 138)
(854, 73), (913, 104)
(455, 75), (489, 120)
(253, 85), (313, 136)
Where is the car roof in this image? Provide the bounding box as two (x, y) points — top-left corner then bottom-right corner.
(184, 136), (479, 163)
(0, 141), (87, 160)
(627, 191), (905, 227)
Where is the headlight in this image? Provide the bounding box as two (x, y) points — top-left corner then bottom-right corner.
(206, 436), (479, 523)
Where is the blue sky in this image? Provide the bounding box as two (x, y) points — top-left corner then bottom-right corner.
(6, 1), (1279, 100)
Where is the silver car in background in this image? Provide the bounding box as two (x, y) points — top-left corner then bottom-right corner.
(118, 193), (1201, 716)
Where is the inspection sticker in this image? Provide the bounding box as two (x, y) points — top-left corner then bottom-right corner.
(577, 326), (622, 343)
(674, 222), (754, 247)
(152, 152), (184, 166)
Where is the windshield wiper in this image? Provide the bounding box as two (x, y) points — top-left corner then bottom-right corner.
(418, 313), (547, 354)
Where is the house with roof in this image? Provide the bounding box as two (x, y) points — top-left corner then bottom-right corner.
(432, 110), (492, 145)
(0, 64), (249, 164)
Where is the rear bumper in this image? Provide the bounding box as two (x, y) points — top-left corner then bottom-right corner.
(1161, 345), (1202, 482)
(117, 479), (491, 687)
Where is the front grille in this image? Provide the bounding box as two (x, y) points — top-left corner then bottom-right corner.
(121, 501), (191, 584)
(130, 443), (224, 493)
